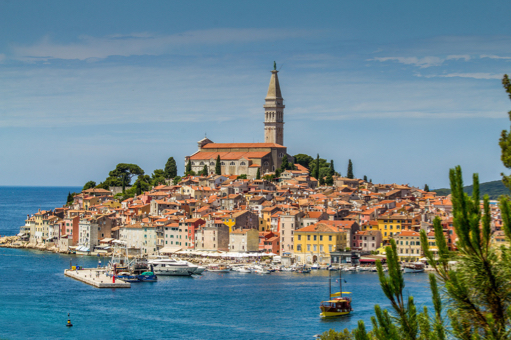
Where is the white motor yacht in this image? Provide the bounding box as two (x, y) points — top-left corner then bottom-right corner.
(148, 258), (205, 276)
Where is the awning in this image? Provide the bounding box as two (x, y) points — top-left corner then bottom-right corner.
(159, 247), (182, 254)
(100, 238), (114, 243)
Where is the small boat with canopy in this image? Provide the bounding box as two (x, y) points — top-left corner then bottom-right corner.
(319, 268), (353, 318)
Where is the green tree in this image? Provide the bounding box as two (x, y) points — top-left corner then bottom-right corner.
(312, 154), (320, 179)
(363, 175), (368, 182)
(151, 169), (166, 186)
(256, 168), (261, 180)
(82, 181), (96, 191)
(66, 192), (73, 204)
(280, 154), (289, 170)
(185, 159), (192, 175)
(325, 173), (334, 185)
(237, 174), (247, 180)
(164, 157), (177, 179)
(330, 160), (335, 176)
(201, 165), (208, 176)
(215, 155), (221, 175)
(172, 176), (182, 185)
(347, 159), (354, 179)
(424, 184), (430, 192)
(107, 163), (144, 189)
(293, 153), (314, 169)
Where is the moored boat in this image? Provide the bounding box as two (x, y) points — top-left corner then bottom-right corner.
(403, 262), (425, 273)
(206, 264), (231, 273)
(319, 268), (353, 318)
(148, 258), (204, 276)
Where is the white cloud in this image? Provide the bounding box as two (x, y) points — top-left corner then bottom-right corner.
(446, 55), (471, 61)
(480, 54), (511, 60)
(11, 28), (314, 62)
(369, 54), (473, 68)
(420, 72), (502, 79)
(368, 56), (445, 68)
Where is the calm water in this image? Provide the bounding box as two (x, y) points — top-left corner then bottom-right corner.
(0, 187), (432, 339)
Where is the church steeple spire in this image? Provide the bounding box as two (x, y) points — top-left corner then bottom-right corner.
(264, 62), (285, 146)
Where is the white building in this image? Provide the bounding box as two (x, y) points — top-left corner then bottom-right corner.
(119, 222), (158, 255)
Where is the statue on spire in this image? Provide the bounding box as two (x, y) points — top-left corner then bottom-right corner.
(274, 61), (276, 70)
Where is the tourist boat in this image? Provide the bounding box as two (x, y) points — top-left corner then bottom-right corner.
(254, 268), (270, 274)
(403, 262), (425, 273)
(206, 264), (231, 273)
(319, 269), (353, 318)
(148, 258), (205, 276)
(311, 263), (321, 270)
(237, 267), (252, 273)
(296, 266), (311, 273)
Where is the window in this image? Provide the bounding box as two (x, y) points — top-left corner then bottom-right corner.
(199, 161), (204, 165)
(210, 162), (215, 166)
(240, 162), (246, 166)
(329, 245), (332, 252)
(298, 235), (301, 241)
(329, 235), (332, 241)
(320, 245), (324, 252)
(297, 245), (302, 251)
(313, 235), (317, 241)
(307, 245), (310, 251)
(229, 162), (235, 166)
(319, 235), (323, 241)
(221, 162), (226, 165)
(263, 161), (269, 166)
(307, 235), (311, 241)
(313, 245), (317, 251)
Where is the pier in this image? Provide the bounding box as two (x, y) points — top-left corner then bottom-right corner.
(64, 268), (131, 288)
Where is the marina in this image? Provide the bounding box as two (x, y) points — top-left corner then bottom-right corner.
(0, 246), (433, 340)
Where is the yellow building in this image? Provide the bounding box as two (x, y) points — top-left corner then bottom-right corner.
(394, 230), (421, 262)
(376, 214), (420, 246)
(294, 223), (347, 264)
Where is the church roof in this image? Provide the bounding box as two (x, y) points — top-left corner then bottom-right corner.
(201, 143), (285, 149)
(266, 70), (282, 99)
(189, 151), (271, 160)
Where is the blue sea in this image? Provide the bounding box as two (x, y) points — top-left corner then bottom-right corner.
(0, 187), (432, 339)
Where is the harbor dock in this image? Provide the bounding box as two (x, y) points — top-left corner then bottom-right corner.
(64, 268), (131, 288)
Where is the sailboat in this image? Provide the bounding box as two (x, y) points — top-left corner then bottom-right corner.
(319, 267), (353, 318)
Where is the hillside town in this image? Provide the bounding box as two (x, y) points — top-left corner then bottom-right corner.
(6, 169), (505, 266)
(3, 65), (506, 267)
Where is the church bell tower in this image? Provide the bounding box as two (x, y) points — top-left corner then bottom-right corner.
(264, 62), (285, 145)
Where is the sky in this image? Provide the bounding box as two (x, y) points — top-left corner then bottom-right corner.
(1, 1), (511, 189)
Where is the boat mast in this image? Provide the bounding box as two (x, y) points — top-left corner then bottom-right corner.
(329, 269), (331, 298)
(340, 265), (342, 298)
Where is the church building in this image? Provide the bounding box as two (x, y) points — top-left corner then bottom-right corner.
(185, 64), (293, 179)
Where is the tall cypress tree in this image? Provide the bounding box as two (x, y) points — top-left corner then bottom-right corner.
(364, 175), (368, 182)
(330, 160), (335, 176)
(202, 165), (208, 176)
(185, 159), (192, 174)
(215, 155), (221, 175)
(347, 159), (354, 179)
(424, 184), (430, 192)
(256, 167), (261, 180)
(164, 157), (177, 179)
(280, 155), (289, 171)
(312, 154), (320, 179)
(66, 192), (73, 204)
